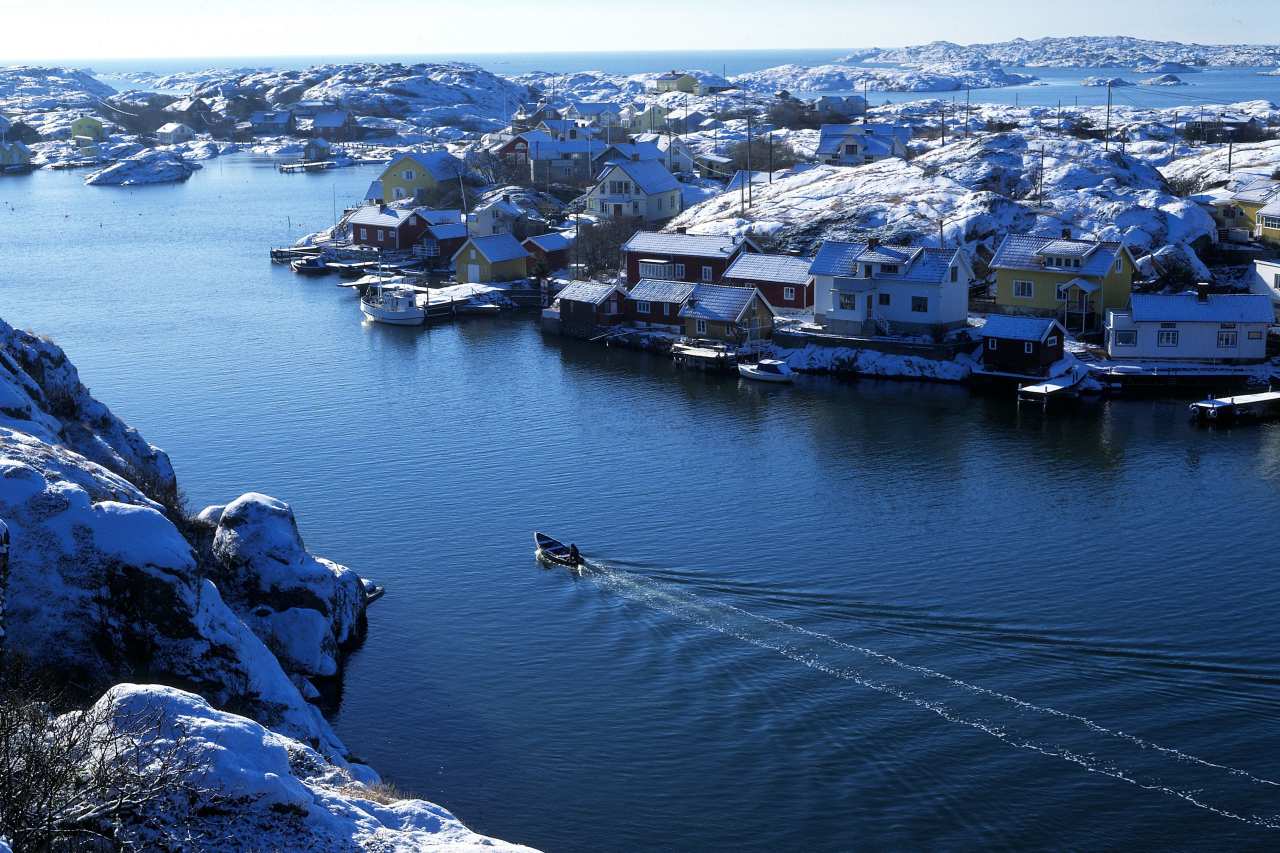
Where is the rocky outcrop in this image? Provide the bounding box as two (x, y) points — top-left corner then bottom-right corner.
(199, 494), (367, 683)
(84, 149), (201, 186)
(100, 684), (537, 851)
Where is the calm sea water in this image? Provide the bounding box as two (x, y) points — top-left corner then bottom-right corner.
(5, 159), (1280, 851)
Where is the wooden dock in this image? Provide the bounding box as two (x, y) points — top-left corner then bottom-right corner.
(672, 341), (737, 372)
(1190, 390), (1280, 422)
(278, 160), (337, 173)
(1017, 370), (1086, 408)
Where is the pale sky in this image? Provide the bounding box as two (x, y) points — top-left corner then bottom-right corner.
(0, 0), (1270, 61)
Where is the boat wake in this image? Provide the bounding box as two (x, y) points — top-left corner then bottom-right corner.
(581, 559), (1280, 830)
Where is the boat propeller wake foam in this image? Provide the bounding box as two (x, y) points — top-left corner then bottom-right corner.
(580, 561), (1280, 830)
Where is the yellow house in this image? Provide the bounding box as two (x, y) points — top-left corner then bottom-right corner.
(655, 71), (697, 94)
(1257, 199), (1280, 246)
(0, 141), (32, 170)
(70, 115), (105, 143)
(451, 233), (530, 283)
(991, 233), (1138, 333)
(379, 151), (465, 202)
(1228, 178), (1280, 231)
(678, 284), (775, 345)
(630, 105), (670, 132)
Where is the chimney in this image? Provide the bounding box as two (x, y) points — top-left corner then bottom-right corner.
(503, 193), (511, 203)
(1195, 282), (1210, 303)
(676, 226), (687, 234)
(867, 236), (880, 250)
(1061, 227), (1071, 239)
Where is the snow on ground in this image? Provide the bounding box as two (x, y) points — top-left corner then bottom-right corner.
(1158, 138), (1280, 191)
(855, 36), (1280, 69)
(734, 61), (1036, 94)
(84, 148), (201, 185)
(0, 66), (115, 113)
(100, 684), (539, 852)
(668, 131), (1217, 277)
(771, 342), (976, 381)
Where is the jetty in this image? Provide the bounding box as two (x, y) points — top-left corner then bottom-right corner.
(1017, 369), (1087, 407)
(1190, 390), (1280, 423)
(672, 341), (737, 372)
(278, 160), (337, 173)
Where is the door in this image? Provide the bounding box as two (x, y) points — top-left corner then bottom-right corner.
(613, 204), (623, 217)
(467, 264), (481, 282)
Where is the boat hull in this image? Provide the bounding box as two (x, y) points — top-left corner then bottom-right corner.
(361, 305), (425, 325)
(738, 364), (793, 383)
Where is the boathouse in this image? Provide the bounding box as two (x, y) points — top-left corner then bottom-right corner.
(555, 281), (627, 338)
(452, 234), (530, 283)
(523, 232), (573, 275)
(420, 222), (468, 268)
(625, 279), (696, 332)
(678, 284), (775, 346)
(980, 315), (1066, 377)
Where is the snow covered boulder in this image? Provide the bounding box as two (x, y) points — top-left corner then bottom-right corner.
(98, 684), (539, 852)
(85, 149), (201, 186)
(207, 493), (366, 680)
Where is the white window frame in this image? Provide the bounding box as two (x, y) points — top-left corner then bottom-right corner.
(1157, 329), (1180, 347)
(695, 318), (707, 335)
(1115, 329), (1137, 347)
(838, 292), (857, 311)
(987, 338), (998, 350)
(359, 227), (367, 240)
(911, 295), (928, 313)
(701, 265), (713, 282)
(1023, 341), (1034, 354)
(1046, 335), (1058, 347)
(1012, 280), (1034, 299)
(636, 300), (651, 315)
(1217, 330), (1238, 348)
(638, 261), (671, 278)
(783, 286), (796, 301)
(674, 263), (686, 278)
(403, 169), (415, 181)
(1248, 330), (1263, 340)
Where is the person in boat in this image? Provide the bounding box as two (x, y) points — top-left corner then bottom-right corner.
(568, 544), (580, 567)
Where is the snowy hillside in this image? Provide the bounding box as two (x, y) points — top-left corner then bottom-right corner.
(666, 132), (1216, 278)
(0, 65), (115, 112)
(851, 36), (1280, 69)
(734, 62), (1036, 94)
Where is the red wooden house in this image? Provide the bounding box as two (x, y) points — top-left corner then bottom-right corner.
(523, 231), (574, 275)
(624, 278), (695, 331)
(349, 206), (429, 251)
(620, 230), (760, 286)
(722, 252), (814, 309)
(555, 281), (626, 338)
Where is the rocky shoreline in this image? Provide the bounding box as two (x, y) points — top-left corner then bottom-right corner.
(0, 317), (534, 850)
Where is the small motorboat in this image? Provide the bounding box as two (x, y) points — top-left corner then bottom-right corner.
(290, 255), (330, 275)
(738, 358), (794, 383)
(361, 282), (426, 326)
(534, 532), (584, 571)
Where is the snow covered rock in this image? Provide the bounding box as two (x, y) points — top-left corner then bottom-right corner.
(84, 149), (201, 186)
(857, 36), (1280, 70)
(734, 62), (1035, 94)
(1142, 74), (1187, 86)
(1082, 77), (1135, 88)
(203, 493), (366, 680)
(99, 684), (539, 852)
(0, 66), (116, 113)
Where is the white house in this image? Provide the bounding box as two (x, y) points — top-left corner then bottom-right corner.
(1105, 288), (1273, 362)
(809, 240), (973, 337)
(156, 122), (195, 145)
(467, 195), (524, 237)
(583, 159), (682, 222)
(815, 123), (911, 166)
(1250, 259), (1280, 320)
(562, 102), (623, 127)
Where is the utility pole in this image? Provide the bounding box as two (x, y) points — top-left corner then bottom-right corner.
(746, 113), (753, 209)
(1228, 136), (1234, 174)
(1104, 81), (1112, 152)
(1038, 145), (1045, 206)
(863, 80), (869, 124)
(1057, 100), (1062, 135)
(768, 130), (773, 182)
(965, 87), (971, 138)
(939, 102), (946, 146)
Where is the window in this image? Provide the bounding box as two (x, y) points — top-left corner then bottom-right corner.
(1072, 259), (1081, 268)
(1115, 330), (1137, 346)
(402, 169), (414, 181)
(701, 265), (713, 282)
(1012, 280), (1034, 299)
(1249, 330), (1263, 340)
(1114, 258), (1123, 272)
(631, 201), (640, 214)
(674, 263), (686, 278)
(950, 266), (958, 282)
(1055, 282), (1070, 301)
(1046, 336), (1058, 347)
(636, 300), (651, 315)
(844, 143), (858, 155)
(639, 261), (672, 278)
(878, 293), (890, 305)
(1157, 329), (1180, 347)
(663, 303), (671, 317)
(359, 227), (367, 240)
(783, 286), (796, 301)
(1024, 342), (1034, 354)
(1217, 330), (1238, 348)
(1260, 215), (1280, 230)
(376, 229), (384, 241)
(987, 338), (998, 350)
(911, 296), (928, 313)
(695, 319), (707, 334)
(838, 293), (858, 310)
(862, 265), (872, 278)
(881, 264), (899, 275)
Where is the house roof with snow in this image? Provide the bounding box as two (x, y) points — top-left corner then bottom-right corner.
(391, 151), (465, 182)
(424, 222), (468, 240)
(454, 233), (530, 264)
(622, 231), (748, 258)
(557, 281), (622, 305)
(723, 253), (813, 285)
(627, 278), (696, 304)
(679, 284), (772, 323)
(816, 123), (912, 156)
(249, 110), (291, 125)
(596, 159), (680, 195)
(990, 234), (1134, 278)
(567, 102), (621, 116)
(1128, 292), (1273, 324)
(156, 122), (192, 134)
(1261, 197), (1280, 217)
(350, 206), (419, 229)
(524, 232), (573, 253)
(596, 142), (663, 163)
(980, 315), (1066, 342)
(313, 110), (352, 128)
(1229, 178), (1280, 206)
(809, 241), (961, 283)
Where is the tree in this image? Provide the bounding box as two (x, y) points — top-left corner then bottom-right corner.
(573, 217), (642, 276)
(0, 660), (209, 851)
(725, 136), (805, 174)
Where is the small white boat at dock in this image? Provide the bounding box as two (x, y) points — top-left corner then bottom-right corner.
(360, 282), (425, 326)
(738, 359), (794, 383)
